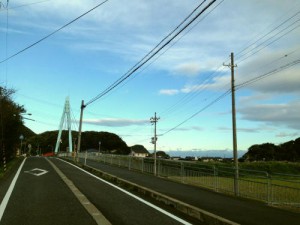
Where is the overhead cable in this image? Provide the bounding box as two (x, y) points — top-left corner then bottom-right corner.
(85, 0), (217, 106)
(236, 58), (300, 90)
(162, 57), (300, 136)
(161, 89), (231, 136)
(0, 0), (109, 64)
(236, 12), (300, 64)
(0, 0), (50, 12)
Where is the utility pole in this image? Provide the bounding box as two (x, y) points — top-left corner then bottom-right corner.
(77, 100), (85, 156)
(150, 112), (160, 176)
(224, 52), (239, 196)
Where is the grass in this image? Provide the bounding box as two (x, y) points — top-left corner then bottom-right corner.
(198, 161), (300, 175)
(0, 157), (22, 180)
(165, 174), (300, 207)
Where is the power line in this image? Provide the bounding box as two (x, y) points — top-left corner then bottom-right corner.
(237, 20), (300, 64)
(236, 10), (300, 59)
(96, 0), (224, 99)
(236, 58), (300, 90)
(160, 5), (300, 120)
(235, 11), (300, 64)
(0, 0), (50, 12)
(0, 0), (109, 64)
(162, 57), (300, 137)
(162, 89), (231, 136)
(85, 0), (217, 106)
(159, 64), (228, 117)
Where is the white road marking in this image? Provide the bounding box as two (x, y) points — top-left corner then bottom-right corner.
(0, 158), (27, 222)
(57, 158), (193, 225)
(47, 158), (111, 225)
(24, 168), (48, 176)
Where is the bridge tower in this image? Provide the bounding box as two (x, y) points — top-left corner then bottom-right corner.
(55, 97), (73, 153)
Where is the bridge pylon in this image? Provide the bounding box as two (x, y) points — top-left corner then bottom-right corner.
(55, 96), (73, 153)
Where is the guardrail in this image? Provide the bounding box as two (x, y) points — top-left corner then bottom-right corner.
(59, 152), (300, 208)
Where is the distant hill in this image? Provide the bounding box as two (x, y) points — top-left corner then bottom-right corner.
(26, 130), (130, 155)
(162, 150), (246, 158)
(20, 125), (36, 139)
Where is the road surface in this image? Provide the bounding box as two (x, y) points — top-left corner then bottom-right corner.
(0, 157), (198, 225)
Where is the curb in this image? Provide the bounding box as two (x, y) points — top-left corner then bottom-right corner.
(82, 164), (240, 225)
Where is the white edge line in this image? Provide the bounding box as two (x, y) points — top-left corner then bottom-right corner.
(57, 158), (193, 225)
(0, 158), (27, 222)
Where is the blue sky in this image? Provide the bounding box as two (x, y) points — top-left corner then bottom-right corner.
(0, 0), (300, 152)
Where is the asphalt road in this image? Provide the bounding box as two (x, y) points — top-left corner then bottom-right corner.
(81, 158), (300, 225)
(0, 157), (198, 225)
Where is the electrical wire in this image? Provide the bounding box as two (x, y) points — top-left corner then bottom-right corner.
(85, 0), (217, 106)
(161, 88), (231, 136)
(0, 0), (109, 64)
(0, 0), (50, 12)
(237, 20), (300, 64)
(236, 10), (300, 60)
(236, 58), (300, 90)
(160, 3), (300, 122)
(114, 0), (225, 95)
(162, 56), (300, 137)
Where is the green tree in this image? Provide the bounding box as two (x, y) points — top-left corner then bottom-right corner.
(242, 138), (300, 162)
(243, 143), (277, 161)
(131, 145), (148, 152)
(27, 130), (130, 155)
(0, 86), (26, 163)
(156, 151), (170, 159)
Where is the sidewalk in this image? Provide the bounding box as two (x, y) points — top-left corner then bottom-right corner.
(81, 158), (300, 225)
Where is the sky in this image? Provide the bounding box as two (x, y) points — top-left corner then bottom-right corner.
(0, 0), (300, 153)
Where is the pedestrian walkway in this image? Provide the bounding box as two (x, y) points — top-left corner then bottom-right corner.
(82, 158), (300, 225)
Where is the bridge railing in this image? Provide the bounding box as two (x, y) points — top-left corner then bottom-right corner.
(59, 152), (300, 209)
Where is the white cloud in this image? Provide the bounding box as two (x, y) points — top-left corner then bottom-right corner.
(239, 100), (300, 129)
(159, 73), (230, 95)
(238, 93), (273, 104)
(173, 62), (202, 76)
(83, 118), (149, 127)
(276, 132), (299, 138)
(159, 89), (179, 96)
(218, 127), (258, 133)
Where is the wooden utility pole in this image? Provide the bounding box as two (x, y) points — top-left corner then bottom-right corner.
(224, 52), (239, 196)
(150, 112), (160, 176)
(77, 100), (85, 156)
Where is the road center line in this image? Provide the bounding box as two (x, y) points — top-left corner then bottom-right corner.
(46, 158), (111, 225)
(0, 158), (27, 222)
(57, 158), (193, 225)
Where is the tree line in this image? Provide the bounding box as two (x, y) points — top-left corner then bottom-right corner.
(0, 87), (32, 165)
(26, 130), (131, 155)
(241, 137), (300, 162)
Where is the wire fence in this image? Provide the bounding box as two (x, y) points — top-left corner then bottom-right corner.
(59, 152), (300, 208)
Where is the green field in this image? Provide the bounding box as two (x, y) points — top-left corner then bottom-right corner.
(166, 173), (300, 208)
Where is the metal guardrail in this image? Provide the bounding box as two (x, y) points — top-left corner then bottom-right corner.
(59, 152), (300, 208)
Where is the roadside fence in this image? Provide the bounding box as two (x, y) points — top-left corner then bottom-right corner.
(59, 152), (300, 208)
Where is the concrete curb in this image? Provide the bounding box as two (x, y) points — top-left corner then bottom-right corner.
(82, 164), (240, 225)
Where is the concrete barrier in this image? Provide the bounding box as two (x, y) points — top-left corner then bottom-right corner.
(82, 164), (240, 225)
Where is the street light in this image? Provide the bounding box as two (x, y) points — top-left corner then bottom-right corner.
(14, 112), (35, 121)
(21, 113), (34, 121)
